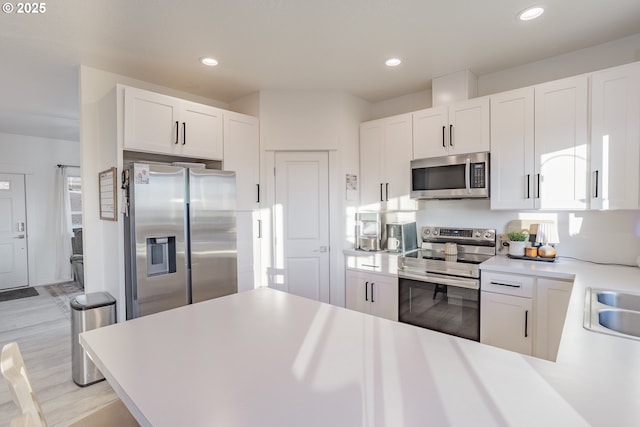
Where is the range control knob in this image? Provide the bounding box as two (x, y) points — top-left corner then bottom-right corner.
(485, 231), (495, 239)
(475, 231), (482, 238)
(433, 230), (438, 236)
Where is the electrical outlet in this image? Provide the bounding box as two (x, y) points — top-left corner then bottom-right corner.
(497, 234), (509, 253)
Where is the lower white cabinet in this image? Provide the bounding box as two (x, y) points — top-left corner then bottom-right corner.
(481, 272), (534, 355)
(480, 270), (573, 361)
(535, 278), (572, 361)
(345, 270), (398, 321)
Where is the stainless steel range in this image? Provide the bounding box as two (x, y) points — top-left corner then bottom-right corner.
(397, 226), (496, 341)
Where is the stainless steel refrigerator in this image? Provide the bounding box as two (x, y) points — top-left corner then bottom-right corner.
(124, 163), (237, 319)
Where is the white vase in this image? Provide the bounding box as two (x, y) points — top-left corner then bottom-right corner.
(508, 241), (527, 256)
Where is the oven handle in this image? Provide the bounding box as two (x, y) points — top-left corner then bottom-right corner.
(398, 271), (479, 290)
(465, 157), (471, 194)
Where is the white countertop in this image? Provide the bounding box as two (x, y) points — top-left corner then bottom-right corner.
(81, 257), (640, 426)
(344, 249), (400, 277)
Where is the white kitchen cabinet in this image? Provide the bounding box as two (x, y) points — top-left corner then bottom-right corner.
(223, 111), (261, 292)
(413, 97), (489, 159)
(123, 86), (223, 160)
(360, 113), (415, 211)
(535, 278), (572, 361)
(346, 270), (398, 321)
(590, 62), (640, 210)
(223, 111), (260, 211)
(534, 75), (589, 209)
(236, 211), (262, 293)
(481, 270), (573, 361)
(490, 87), (535, 209)
(480, 272), (534, 355)
(490, 75), (589, 210)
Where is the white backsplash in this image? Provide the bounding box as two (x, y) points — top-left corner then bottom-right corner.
(415, 199), (640, 266)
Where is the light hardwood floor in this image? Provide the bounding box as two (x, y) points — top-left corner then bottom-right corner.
(0, 284), (120, 426)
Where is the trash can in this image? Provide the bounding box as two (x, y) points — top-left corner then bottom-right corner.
(71, 292), (116, 386)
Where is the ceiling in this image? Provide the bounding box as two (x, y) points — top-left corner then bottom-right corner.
(1, 0), (640, 142)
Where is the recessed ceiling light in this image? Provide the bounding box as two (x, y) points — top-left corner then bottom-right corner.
(518, 6), (544, 21)
(386, 58), (402, 67)
(200, 57), (218, 66)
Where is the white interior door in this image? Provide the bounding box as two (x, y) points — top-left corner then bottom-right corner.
(274, 152), (330, 302)
(0, 174), (28, 290)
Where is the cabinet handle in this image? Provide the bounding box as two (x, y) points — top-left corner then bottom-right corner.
(385, 183), (389, 201)
(442, 126), (446, 147)
(526, 174), (531, 199)
(449, 124), (453, 147)
(365, 281), (369, 301)
(175, 121), (179, 144)
(182, 122), (186, 145)
(380, 183), (384, 202)
(371, 282), (375, 303)
(536, 174), (541, 199)
(257, 219), (262, 239)
(524, 310), (529, 338)
(593, 170), (599, 198)
(256, 183), (260, 203)
(490, 281), (521, 288)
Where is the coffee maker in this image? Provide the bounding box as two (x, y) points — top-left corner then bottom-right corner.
(355, 212), (381, 251)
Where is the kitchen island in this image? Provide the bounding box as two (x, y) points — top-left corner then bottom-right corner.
(81, 259), (640, 426)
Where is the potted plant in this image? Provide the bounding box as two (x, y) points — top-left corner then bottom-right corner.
(507, 231), (529, 256)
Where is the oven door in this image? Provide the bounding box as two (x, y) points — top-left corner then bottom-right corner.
(398, 272), (480, 341)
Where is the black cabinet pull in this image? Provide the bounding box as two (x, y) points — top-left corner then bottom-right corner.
(526, 174), (531, 199)
(524, 310), (529, 338)
(365, 281), (369, 301)
(490, 281), (521, 289)
(182, 122), (186, 145)
(442, 126), (446, 147)
(385, 183), (389, 201)
(536, 174), (541, 198)
(380, 183), (384, 202)
(256, 184), (260, 203)
(594, 170), (599, 198)
(175, 121), (179, 144)
(371, 282), (375, 303)
(449, 124), (453, 146)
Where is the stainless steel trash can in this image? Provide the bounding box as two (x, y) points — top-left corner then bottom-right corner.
(71, 292), (116, 386)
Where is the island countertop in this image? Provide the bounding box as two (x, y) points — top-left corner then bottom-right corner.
(81, 259), (640, 426)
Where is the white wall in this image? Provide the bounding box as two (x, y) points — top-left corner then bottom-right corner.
(257, 90), (369, 306)
(478, 33), (640, 96)
(415, 200), (640, 266)
(0, 133), (80, 285)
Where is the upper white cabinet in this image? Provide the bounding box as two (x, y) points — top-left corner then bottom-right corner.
(490, 87), (535, 209)
(360, 113), (415, 211)
(590, 62), (640, 210)
(490, 75), (589, 210)
(413, 97), (490, 159)
(534, 75), (589, 210)
(124, 86), (223, 160)
(223, 111), (260, 211)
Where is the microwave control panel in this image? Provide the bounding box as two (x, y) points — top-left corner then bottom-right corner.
(471, 163), (486, 188)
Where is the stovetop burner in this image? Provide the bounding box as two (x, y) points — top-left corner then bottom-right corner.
(398, 226), (497, 279)
(404, 249), (493, 265)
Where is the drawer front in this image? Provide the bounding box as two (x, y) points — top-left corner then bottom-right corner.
(481, 272), (534, 298)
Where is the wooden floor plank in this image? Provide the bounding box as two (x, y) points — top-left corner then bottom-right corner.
(0, 285), (120, 427)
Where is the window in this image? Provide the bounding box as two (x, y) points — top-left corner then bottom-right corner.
(68, 175), (82, 229)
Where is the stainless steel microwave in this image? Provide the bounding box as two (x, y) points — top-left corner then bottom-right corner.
(410, 152), (489, 199)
